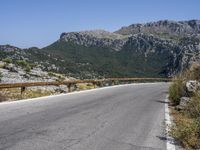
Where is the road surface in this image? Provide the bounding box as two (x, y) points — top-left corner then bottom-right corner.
(0, 83), (169, 150)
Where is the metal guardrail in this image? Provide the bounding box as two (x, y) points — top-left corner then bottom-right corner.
(0, 78), (172, 96)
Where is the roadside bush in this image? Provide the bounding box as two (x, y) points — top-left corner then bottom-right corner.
(186, 90), (200, 120)
(169, 62), (200, 149)
(188, 63), (200, 81)
(170, 115), (200, 149)
(2, 58), (12, 64)
(0, 93), (7, 102)
(169, 77), (185, 105)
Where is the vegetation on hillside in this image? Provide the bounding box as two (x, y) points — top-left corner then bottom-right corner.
(41, 40), (173, 78)
(16, 60), (31, 72)
(169, 63), (200, 149)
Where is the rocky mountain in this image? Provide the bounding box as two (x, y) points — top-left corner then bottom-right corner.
(115, 20), (200, 36)
(1, 19), (200, 79)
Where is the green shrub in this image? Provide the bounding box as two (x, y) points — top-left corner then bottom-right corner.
(16, 60), (31, 72)
(2, 58), (12, 64)
(29, 63), (37, 69)
(25, 65), (31, 72)
(16, 60), (28, 67)
(48, 72), (56, 77)
(169, 78), (185, 105)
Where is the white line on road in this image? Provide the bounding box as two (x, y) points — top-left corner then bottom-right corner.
(165, 95), (176, 150)
(0, 82), (162, 106)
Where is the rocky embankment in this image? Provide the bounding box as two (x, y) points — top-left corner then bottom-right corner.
(0, 60), (72, 91)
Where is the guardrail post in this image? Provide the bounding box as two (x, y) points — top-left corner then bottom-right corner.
(98, 82), (103, 87)
(21, 86), (26, 98)
(67, 83), (72, 93)
(111, 80), (115, 86)
(93, 82), (97, 88)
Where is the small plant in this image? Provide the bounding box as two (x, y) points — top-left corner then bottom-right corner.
(48, 72), (56, 77)
(25, 65), (31, 72)
(169, 77), (185, 105)
(2, 58), (12, 64)
(16, 60), (28, 67)
(16, 60), (31, 72)
(0, 93), (7, 102)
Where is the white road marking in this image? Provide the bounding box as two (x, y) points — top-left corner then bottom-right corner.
(0, 82), (162, 105)
(165, 95), (176, 150)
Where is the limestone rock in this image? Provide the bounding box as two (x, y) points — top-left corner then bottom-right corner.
(186, 80), (200, 92)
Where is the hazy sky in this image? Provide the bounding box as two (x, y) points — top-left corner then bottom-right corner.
(0, 0), (200, 48)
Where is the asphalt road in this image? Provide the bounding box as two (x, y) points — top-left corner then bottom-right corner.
(0, 83), (169, 150)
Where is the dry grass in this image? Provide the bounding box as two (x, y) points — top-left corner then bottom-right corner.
(77, 83), (95, 91)
(170, 109), (200, 149)
(0, 88), (59, 102)
(169, 62), (200, 149)
(0, 83), (97, 102)
(169, 77), (186, 105)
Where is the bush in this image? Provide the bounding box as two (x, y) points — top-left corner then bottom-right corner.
(25, 65), (31, 72)
(186, 90), (200, 119)
(16, 60), (28, 67)
(169, 62), (200, 149)
(170, 116), (200, 149)
(0, 93), (7, 102)
(2, 58), (12, 64)
(169, 78), (185, 105)
(48, 72), (56, 77)
(188, 63), (200, 81)
(16, 60), (31, 72)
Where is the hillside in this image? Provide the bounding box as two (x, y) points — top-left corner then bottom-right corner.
(1, 20), (200, 79)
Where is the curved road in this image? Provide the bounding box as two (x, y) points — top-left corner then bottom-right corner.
(0, 83), (169, 150)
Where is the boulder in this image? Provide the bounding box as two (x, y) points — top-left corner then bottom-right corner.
(180, 97), (191, 107)
(176, 97), (191, 110)
(3, 63), (17, 72)
(186, 80), (200, 93)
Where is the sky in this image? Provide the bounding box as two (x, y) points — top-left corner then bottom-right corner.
(0, 0), (200, 48)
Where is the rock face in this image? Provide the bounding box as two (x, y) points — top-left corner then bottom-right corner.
(0, 60), (70, 91)
(1, 19), (200, 78)
(115, 20), (200, 36)
(60, 30), (129, 51)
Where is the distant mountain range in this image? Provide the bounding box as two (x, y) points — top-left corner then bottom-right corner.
(1, 19), (200, 79)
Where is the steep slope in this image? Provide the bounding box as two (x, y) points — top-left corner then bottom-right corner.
(41, 33), (185, 78)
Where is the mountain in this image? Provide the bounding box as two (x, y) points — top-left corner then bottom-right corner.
(115, 20), (200, 36)
(1, 20), (200, 79)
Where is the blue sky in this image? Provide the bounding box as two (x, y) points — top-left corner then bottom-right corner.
(0, 0), (200, 48)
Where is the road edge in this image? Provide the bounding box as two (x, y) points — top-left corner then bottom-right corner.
(165, 95), (176, 150)
(0, 82), (163, 105)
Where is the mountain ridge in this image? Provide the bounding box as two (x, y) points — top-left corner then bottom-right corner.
(1, 19), (200, 79)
